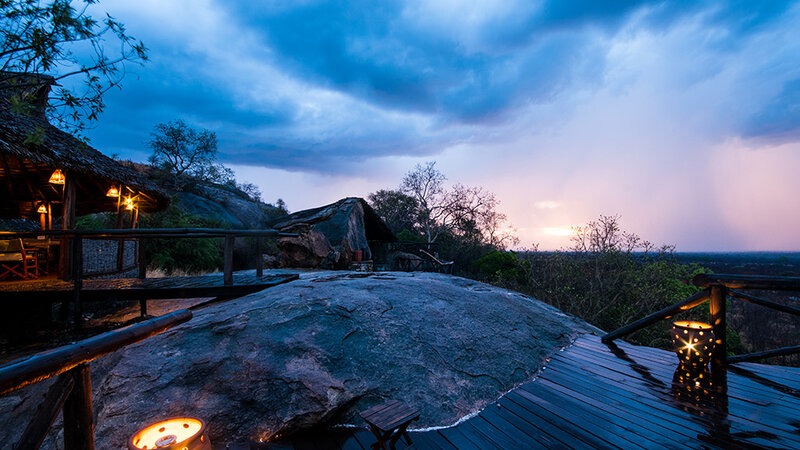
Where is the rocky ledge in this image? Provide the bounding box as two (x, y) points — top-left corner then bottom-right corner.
(1, 271), (596, 448)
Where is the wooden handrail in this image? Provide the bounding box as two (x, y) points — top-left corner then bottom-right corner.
(693, 273), (800, 291)
(728, 345), (800, 364)
(729, 290), (800, 317)
(601, 289), (710, 343)
(0, 309), (192, 396)
(0, 228), (298, 239)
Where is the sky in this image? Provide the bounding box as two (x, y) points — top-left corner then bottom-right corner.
(79, 0), (800, 251)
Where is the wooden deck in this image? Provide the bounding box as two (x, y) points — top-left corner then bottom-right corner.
(0, 273), (299, 302)
(258, 334), (800, 450)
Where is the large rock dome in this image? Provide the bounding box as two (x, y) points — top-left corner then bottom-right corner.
(1, 271), (596, 448)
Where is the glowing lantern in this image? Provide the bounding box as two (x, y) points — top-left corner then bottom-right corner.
(124, 197), (136, 210)
(48, 169), (65, 184)
(37, 203), (47, 214)
(106, 186), (121, 197)
(128, 417), (211, 450)
(672, 321), (714, 368)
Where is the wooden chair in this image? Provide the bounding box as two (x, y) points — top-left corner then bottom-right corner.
(361, 400), (420, 450)
(0, 238), (38, 280)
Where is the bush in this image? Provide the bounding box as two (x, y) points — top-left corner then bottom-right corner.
(138, 200), (227, 274)
(473, 250), (531, 289)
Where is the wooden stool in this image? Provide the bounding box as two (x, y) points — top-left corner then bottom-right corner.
(360, 400), (420, 450)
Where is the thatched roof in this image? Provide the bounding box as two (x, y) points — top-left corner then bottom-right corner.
(0, 71), (169, 220)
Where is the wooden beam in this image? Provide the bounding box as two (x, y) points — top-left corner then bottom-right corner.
(16, 373), (75, 450)
(602, 289), (710, 342)
(256, 237), (263, 277)
(0, 309), (192, 396)
(728, 345), (800, 364)
(62, 364), (94, 450)
(224, 235), (234, 286)
(730, 290), (800, 317)
(694, 273), (800, 291)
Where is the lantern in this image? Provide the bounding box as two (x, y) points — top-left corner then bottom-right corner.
(128, 417), (211, 450)
(672, 321), (714, 368)
(37, 203), (48, 214)
(106, 186), (121, 197)
(48, 169), (66, 184)
(124, 197), (136, 210)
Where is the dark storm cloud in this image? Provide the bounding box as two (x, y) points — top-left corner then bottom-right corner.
(86, 0), (800, 171)
(744, 77), (800, 141)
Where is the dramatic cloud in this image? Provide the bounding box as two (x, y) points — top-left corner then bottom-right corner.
(80, 0), (800, 250)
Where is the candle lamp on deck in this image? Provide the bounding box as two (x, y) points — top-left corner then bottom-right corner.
(672, 320), (714, 368)
(128, 417), (211, 450)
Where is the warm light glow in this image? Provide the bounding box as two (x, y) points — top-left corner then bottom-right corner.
(673, 321), (712, 330)
(37, 204), (47, 214)
(106, 186), (120, 197)
(672, 321), (714, 368)
(129, 417), (204, 450)
(124, 197), (136, 210)
(48, 169), (65, 184)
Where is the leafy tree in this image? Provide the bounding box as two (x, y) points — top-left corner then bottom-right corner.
(148, 120), (231, 189)
(0, 0), (148, 133)
(367, 189), (420, 236)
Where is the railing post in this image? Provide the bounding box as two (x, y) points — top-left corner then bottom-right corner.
(224, 235), (235, 286)
(71, 234), (83, 327)
(256, 237), (263, 277)
(62, 363), (94, 450)
(709, 285), (727, 369)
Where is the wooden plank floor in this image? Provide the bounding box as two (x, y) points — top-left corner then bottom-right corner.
(0, 273), (299, 302)
(253, 334), (800, 450)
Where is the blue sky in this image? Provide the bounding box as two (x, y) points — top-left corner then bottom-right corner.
(83, 0), (800, 250)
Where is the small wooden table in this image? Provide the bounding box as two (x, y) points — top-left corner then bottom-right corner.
(360, 400), (420, 450)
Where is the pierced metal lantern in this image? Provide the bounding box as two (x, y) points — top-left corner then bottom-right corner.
(128, 417), (211, 450)
(672, 321), (714, 367)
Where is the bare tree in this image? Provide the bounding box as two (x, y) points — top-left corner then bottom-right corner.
(398, 161), (516, 246)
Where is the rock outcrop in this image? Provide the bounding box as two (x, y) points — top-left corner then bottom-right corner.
(0, 271), (596, 448)
(271, 198), (396, 268)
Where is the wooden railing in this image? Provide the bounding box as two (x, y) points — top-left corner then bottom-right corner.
(1, 228), (296, 325)
(388, 241), (454, 273)
(0, 309), (192, 449)
(602, 273), (800, 366)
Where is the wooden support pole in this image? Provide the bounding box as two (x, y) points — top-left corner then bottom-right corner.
(602, 289), (710, 343)
(138, 239), (146, 280)
(71, 234), (83, 327)
(59, 175), (76, 280)
(224, 235), (235, 286)
(709, 285), (727, 370)
(16, 373), (75, 450)
(139, 299), (147, 317)
(256, 237), (263, 277)
(62, 364), (94, 450)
